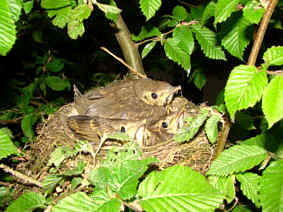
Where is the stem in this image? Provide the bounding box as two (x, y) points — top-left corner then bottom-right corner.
(100, 47), (146, 78)
(247, 0), (279, 66)
(215, 116), (231, 158)
(111, 14), (146, 78)
(0, 164), (43, 188)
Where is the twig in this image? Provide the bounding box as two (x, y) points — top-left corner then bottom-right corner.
(100, 47), (147, 79)
(215, 116), (231, 158)
(136, 21), (198, 46)
(248, 0), (279, 66)
(0, 164), (43, 188)
(266, 70), (283, 75)
(0, 117), (21, 125)
(177, 0), (199, 8)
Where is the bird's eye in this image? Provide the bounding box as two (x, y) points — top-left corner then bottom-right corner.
(151, 93), (158, 99)
(161, 122), (168, 128)
(120, 126), (126, 133)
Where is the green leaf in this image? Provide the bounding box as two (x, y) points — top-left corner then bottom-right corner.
(48, 146), (77, 168)
(71, 177), (82, 190)
(164, 38), (191, 70)
(132, 26), (161, 41)
(142, 41), (157, 58)
(95, 2), (121, 16)
(221, 17), (251, 60)
(243, 0), (264, 24)
(62, 161), (85, 176)
(263, 46), (283, 67)
(0, 129), (17, 160)
(52, 192), (99, 212)
(102, 0), (119, 22)
(42, 174), (63, 194)
(23, 0), (33, 14)
(174, 109), (209, 143)
(224, 65), (268, 121)
(45, 76), (71, 91)
(0, 0), (17, 56)
(68, 20), (84, 39)
(21, 113), (37, 139)
(236, 173), (261, 207)
(67, 5), (91, 39)
(41, 0), (71, 19)
(262, 75), (283, 128)
(89, 143), (157, 200)
(191, 24), (226, 60)
(8, 0), (22, 22)
(260, 160), (283, 212)
(205, 115), (220, 144)
(207, 144), (268, 176)
(190, 5), (205, 20)
(192, 69), (207, 90)
(90, 189), (121, 212)
(214, 0), (240, 24)
(46, 58), (65, 72)
(208, 175), (235, 203)
(172, 5), (188, 21)
(173, 26), (194, 55)
(202, 1), (215, 24)
(139, 0), (161, 21)
(5, 192), (45, 212)
(52, 7), (71, 28)
(138, 165), (224, 212)
(97, 198), (121, 212)
(105, 132), (133, 142)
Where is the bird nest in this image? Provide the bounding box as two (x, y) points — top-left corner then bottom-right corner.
(14, 99), (220, 199)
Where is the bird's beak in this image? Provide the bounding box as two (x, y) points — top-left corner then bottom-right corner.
(165, 85), (182, 106)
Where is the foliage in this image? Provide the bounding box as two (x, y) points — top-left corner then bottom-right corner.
(0, 0), (282, 211)
(7, 142), (224, 211)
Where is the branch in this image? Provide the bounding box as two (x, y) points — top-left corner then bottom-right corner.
(215, 116), (231, 158)
(248, 0), (279, 66)
(266, 70), (283, 75)
(0, 164), (43, 188)
(100, 47), (147, 78)
(111, 14), (146, 78)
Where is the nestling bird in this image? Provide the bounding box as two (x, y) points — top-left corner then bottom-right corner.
(67, 115), (147, 144)
(73, 78), (181, 120)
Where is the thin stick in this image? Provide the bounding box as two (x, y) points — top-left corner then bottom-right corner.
(100, 47), (147, 79)
(0, 164), (43, 188)
(248, 0), (279, 66)
(215, 116), (231, 158)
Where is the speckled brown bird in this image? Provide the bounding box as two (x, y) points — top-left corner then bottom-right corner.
(67, 106), (186, 147)
(73, 78), (181, 120)
(67, 115), (147, 144)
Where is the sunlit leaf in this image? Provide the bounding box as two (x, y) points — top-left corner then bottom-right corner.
(5, 192), (45, 212)
(262, 75), (283, 128)
(164, 38), (191, 70)
(237, 173), (261, 207)
(207, 144), (268, 176)
(138, 166), (224, 212)
(224, 65), (268, 121)
(214, 0), (240, 24)
(139, 0), (161, 21)
(260, 160), (283, 212)
(191, 24), (226, 60)
(263, 46), (283, 67)
(0, 128), (17, 160)
(142, 41), (157, 58)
